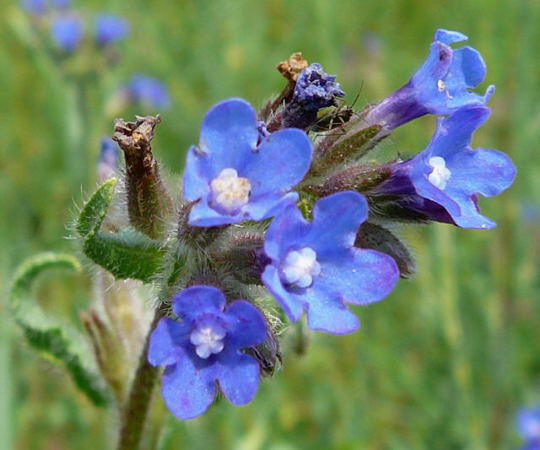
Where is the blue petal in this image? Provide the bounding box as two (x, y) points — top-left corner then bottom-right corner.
(447, 46), (486, 89)
(216, 348), (261, 405)
(224, 300), (268, 350)
(183, 145), (211, 201)
(161, 358), (217, 420)
(413, 41), (453, 88)
(319, 249), (399, 305)
(198, 98), (259, 177)
(424, 106), (491, 160)
(446, 148), (516, 197)
(172, 285), (226, 320)
(242, 192), (298, 222)
(262, 265), (360, 335)
(410, 170), (462, 219)
(242, 128), (312, 198)
(188, 197), (242, 227)
(307, 191), (367, 254)
(441, 191), (496, 229)
(263, 204), (310, 262)
(434, 29), (468, 45)
(148, 318), (189, 366)
(304, 283), (360, 334)
(261, 265), (304, 321)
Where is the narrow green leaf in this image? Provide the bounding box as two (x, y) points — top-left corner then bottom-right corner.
(9, 253), (109, 407)
(76, 178), (117, 237)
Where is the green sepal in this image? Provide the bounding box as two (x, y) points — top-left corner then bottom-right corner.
(9, 253), (109, 407)
(356, 222), (416, 279)
(77, 179), (165, 282)
(312, 124), (384, 174)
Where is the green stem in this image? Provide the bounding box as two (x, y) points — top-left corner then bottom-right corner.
(116, 308), (165, 450)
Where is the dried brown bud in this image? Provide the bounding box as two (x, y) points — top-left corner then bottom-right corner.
(277, 52), (309, 82)
(113, 115), (173, 239)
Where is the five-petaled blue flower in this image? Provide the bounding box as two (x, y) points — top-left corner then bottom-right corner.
(365, 29), (495, 131)
(95, 13), (130, 46)
(378, 105), (516, 229)
(184, 98), (313, 227)
(51, 14), (83, 52)
(518, 407), (540, 450)
(148, 285), (268, 420)
(261, 191), (399, 335)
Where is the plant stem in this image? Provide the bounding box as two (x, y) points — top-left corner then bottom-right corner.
(117, 308), (165, 450)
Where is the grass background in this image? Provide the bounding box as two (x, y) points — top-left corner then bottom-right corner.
(1, 0), (540, 448)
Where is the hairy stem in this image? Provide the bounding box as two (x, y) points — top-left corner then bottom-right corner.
(117, 307), (165, 450)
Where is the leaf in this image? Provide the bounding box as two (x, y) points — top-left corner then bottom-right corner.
(9, 253), (109, 407)
(83, 228), (166, 281)
(76, 178), (117, 237)
(77, 178), (165, 282)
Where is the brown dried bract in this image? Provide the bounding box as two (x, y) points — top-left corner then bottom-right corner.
(277, 52), (309, 82)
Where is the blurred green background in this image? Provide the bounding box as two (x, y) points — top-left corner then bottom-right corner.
(1, 0), (539, 448)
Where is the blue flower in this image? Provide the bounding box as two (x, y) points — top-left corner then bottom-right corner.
(95, 13), (130, 46)
(148, 285), (267, 420)
(378, 106), (516, 229)
(21, 0), (47, 16)
(261, 191), (399, 335)
(97, 138), (119, 182)
(51, 14), (83, 52)
(184, 98), (313, 227)
(365, 29), (495, 131)
(283, 63), (345, 129)
(518, 408), (540, 441)
(127, 74), (171, 109)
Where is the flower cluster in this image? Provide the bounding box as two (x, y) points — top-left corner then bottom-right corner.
(141, 29), (516, 421)
(21, 0), (130, 52)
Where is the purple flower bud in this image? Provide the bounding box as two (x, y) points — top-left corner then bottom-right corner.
(127, 75), (171, 109)
(51, 14), (83, 52)
(95, 13), (130, 46)
(365, 29), (495, 131)
(293, 63), (345, 111)
(283, 63), (345, 129)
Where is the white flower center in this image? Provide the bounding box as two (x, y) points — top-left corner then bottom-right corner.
(190, 323), (226, 359)
(437, 79), (446, 92)
(210, 168), (251, 213)
(281, 247), (321, 288)
(437, 79), (453, 99)
(428, 156), (451, 190)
